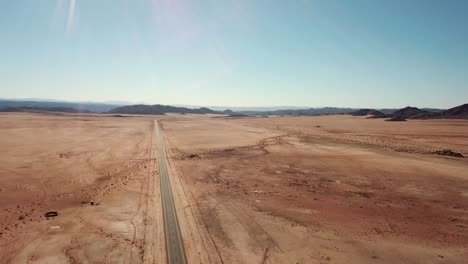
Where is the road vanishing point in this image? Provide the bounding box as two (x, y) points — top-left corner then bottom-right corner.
(156, 121), (187, 264)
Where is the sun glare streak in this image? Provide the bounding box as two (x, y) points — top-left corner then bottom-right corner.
(50, 0), (65, 31)
(67, 0), (76, 33)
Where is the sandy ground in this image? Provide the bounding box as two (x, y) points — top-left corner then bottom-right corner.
(234, 115), (468, 155)
(162, 114), (468, 264)
(0, 113), (164, 263)
(1, 113), (467, 264)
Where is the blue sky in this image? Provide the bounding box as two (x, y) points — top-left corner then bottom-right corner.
(0, 0), (467, 108)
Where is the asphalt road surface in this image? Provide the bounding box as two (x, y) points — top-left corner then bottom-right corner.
(156, 121), (187, 264)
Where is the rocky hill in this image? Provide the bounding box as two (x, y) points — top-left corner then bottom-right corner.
(437, 103), (468, 119)
(385, 104), (468, 120)
(392, 107), (429, 119)
(350, 109), (386, 118)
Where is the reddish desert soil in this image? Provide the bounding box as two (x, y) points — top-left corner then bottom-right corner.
(162, 114), (468, 264)
(0, 113), (165, 264)
(1, 113), (467, 264)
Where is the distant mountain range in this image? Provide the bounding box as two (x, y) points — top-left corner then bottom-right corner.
(108, 104), (218, 115)
(234, 107), (356, 115)
(173, 105), (312, 112)
(0, 99), (121, 112)
(108, 105), (361, 116)
(0, 106), (91, 113)
(0, 99), (358, 115)
(1, 99), (466, 120)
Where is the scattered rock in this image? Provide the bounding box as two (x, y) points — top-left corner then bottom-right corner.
(187, 154), (200, 159)
(373, 227), (383, 234)
(48, 225), (62, 232)
(45, 211), (58, 217)
(352, 191), (373, 198)
(432, 150), (464, 158)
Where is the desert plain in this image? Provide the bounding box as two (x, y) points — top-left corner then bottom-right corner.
(1, 112), (467, 263)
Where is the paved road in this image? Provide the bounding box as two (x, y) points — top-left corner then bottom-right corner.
(156, 122), (187, 264)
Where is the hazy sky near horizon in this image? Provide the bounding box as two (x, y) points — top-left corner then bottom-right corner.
(0, 0), (467, 108)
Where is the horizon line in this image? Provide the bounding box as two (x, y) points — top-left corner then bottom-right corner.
(0, 97), (453, 110)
